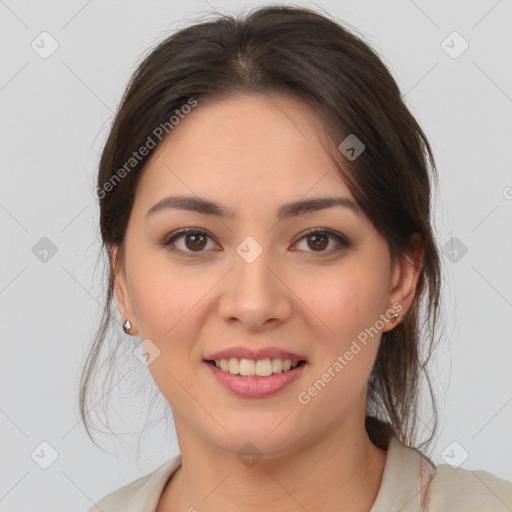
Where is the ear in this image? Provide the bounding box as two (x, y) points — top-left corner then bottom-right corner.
(382, 233), (424, 332)
(109, 244), (138, 335)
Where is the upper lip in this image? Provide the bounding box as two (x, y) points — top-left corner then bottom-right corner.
(204, 346), (307, 363)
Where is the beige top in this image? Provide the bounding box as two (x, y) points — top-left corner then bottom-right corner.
(86, 437), (512, 511)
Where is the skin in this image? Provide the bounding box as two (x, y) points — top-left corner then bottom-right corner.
(111, 93), (424, 512)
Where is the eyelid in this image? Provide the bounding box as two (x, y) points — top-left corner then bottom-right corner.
(162, 227), (212, 245)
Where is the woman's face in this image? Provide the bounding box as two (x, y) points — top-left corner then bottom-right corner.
(112, 93), (420, 457)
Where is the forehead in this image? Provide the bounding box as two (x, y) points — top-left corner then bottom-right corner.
(136, 93), (354, 211)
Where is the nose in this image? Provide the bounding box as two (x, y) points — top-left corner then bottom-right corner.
(218, 246), (292, 330)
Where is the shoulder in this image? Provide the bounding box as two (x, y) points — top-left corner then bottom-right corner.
(85, 455), (182, 512)
(425, 463), (512, 511)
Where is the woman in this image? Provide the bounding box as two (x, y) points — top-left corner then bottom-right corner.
(82, 5), (512, 511)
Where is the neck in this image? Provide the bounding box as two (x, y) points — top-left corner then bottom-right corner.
(158, 417), (387, 512)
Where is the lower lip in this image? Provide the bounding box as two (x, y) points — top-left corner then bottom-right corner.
(204, 361), (306, 398)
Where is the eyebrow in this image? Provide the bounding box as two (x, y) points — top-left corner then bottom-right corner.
(145, 195), (362, 221)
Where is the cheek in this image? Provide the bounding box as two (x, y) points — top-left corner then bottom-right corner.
(295, 275), (383, 417)
(127, 253), (209, 341)
(127, 260), (212, 407)
(294, 266), (387, 398)
(298, 268), (385, 342)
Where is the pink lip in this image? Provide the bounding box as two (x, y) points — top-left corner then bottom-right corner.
(204, 360), (306, 398)
(203, 346), (307, 363)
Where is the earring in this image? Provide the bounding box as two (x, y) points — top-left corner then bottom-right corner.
(389, 312), (399, 320)
(123, 319), (132, 334)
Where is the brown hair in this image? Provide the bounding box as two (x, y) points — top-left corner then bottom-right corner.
(80, 4), (443, 453)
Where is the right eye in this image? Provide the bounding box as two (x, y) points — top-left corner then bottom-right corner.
(162, 228), (218, 258)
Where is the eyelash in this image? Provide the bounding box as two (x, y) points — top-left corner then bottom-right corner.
(161, 228), (350, 259)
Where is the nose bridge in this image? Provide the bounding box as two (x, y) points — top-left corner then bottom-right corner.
(218, 234), (291, 327)
(233, 235), (276, 297)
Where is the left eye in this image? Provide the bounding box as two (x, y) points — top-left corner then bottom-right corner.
(292, 229), (350, 256)
(162, 228), (349, 258)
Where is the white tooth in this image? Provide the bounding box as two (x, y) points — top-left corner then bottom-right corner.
(255, 358), (273, 377)
(216, 358), (299, 376)
(272, 359), (283, 373)
(239, 358), (256, 376)
(228, 358), (240, 374)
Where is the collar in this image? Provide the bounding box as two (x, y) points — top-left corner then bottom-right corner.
(370, 436), (426, 512)
(125, 453), (182, 512)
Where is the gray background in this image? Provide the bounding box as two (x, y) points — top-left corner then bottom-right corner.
(1, 0), (511, 511)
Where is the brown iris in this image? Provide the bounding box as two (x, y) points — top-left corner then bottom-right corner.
(307, 233), (328, 251)
(185, 233), (207, 251)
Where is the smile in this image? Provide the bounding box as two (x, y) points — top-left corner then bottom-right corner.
(204, 358), (307, 398)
